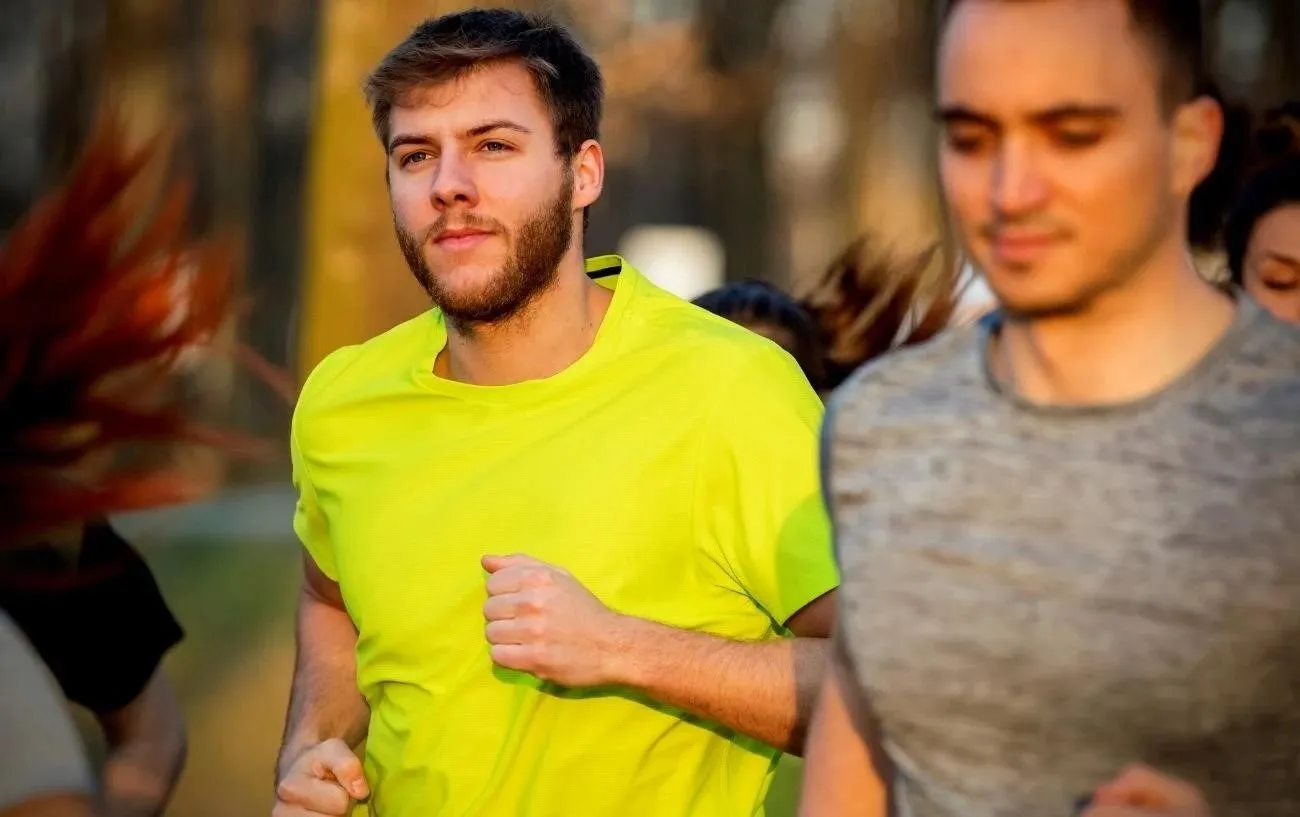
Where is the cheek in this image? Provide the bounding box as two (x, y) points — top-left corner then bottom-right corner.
(1059, 145), (1166, 245)
(939, 155), (989, 234)
(389, 174), (433, 223)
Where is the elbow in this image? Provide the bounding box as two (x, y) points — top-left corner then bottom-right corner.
(785, 636), (832, 757)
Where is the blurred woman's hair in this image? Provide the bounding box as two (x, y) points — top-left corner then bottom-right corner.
(799, 234), (962, 392)
(0, 118), (253, 539)
(1250, 101), (1300, 170)
(1224, 154), (1300, 285)
(693, 279), (826, 389)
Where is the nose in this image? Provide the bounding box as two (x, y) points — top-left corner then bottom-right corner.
(991, 138), (1049, 219)
(430, 152), (478, 211)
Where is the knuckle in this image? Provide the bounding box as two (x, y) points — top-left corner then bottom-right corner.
(527, 569), (553, 588)
(275, 778), (300, 802)
(521, 592), (545, 614)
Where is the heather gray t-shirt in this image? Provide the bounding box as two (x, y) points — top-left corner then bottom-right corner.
(826, 298), (1300, 817)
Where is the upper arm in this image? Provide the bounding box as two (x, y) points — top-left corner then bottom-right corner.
(301, 549), (346, 610)
(786, 589), (836, 638)
(695, 345), (840, 627)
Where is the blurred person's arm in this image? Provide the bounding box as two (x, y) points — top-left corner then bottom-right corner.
(96, 670), (186, 817)
(0, 612), (97, 817)
(275, 555), (369, 786)
(798, 634), (889, 817)
(0, 524), (186, 817)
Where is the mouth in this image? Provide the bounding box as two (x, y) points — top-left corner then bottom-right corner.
(989, 232), (1062, 264)
(433, 228), (493, 252)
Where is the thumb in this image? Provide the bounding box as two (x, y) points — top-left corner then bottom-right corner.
(314, 739), (369, 800)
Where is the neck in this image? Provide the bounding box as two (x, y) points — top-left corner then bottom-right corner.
(438, 248), (613, 386)
(991, 240), (1236, 406)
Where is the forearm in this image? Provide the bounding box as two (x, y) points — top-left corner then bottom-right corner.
(97, 672), (186, 817)
(277, 590), (369, 782)
(798, 656), (888, 816)
(609, 616), (828, 754)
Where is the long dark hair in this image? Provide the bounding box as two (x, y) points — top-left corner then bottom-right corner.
(0, 118), (256, 538)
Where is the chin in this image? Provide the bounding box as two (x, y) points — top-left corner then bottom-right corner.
(981, 274), (1093, 320)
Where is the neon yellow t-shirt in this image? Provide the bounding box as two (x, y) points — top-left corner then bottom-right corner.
(291, 256), (837, 817)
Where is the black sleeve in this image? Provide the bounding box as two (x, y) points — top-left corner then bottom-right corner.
(0, 523), (184, 714)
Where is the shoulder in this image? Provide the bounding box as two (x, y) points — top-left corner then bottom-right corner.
(294, 311), (435, 423)
(1222, 304), (1300, 429)
(634, 279), (812, 388)
(1234, 304), (1300, 382)
(826, 322), (984, 439)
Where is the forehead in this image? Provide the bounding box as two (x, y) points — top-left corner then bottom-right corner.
(390, 60), (552, 133)
(1251, 205), (1300, 256)
(938, 0), (1160, 115)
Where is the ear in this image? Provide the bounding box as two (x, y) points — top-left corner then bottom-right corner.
(571, 139), (605, 211)
(1171, 96), (1224, 197)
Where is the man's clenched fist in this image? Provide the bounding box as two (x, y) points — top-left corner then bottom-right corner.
(482, 553), (630, 688)
(273, 738), (368, 817)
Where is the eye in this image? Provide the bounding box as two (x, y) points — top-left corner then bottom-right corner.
(400, 150), (431, 168)
(480, 140), (513, 154)
(1052, 129), (1103, 149)
(944, 129), (991, 155)
(1263, 277), (1299, 292)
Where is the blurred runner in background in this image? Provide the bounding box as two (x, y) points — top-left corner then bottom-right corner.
(801, 1), (1300, 815)
(0, 119), (245, 817)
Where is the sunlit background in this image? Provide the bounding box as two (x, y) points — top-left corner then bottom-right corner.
(1, 0), (1296, 814)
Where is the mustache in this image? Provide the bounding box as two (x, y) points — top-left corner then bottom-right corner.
(979, 217), (1068, 240)
(422, 212), (506, 242)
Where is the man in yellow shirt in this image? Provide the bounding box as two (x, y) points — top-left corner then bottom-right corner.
(272, 10), (837, 817)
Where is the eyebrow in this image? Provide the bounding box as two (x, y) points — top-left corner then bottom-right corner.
(387, 120), (534, 154)
(935, 104), (1123, 128)
(1261, 252), (1300, 272)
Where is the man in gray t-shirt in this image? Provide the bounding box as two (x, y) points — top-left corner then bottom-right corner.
(799, 2), (1300, 817)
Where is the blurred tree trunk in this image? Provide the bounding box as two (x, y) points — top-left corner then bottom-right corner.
(694, 0), (786, 283)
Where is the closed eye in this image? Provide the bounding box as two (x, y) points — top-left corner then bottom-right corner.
(1052, 130), (1103, 149)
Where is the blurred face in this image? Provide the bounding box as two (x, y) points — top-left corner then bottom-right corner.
(937, 0), (1218, 319)
(386, 60), (595, 325)
(1242, 205), (1300, 324)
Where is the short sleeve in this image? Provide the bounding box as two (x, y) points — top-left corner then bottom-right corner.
(290, 346), (362, 582)
(0, 523), (184, 714)
(292, 415), (337, 581)
(0, 611), (93, 808)
(694, 344), (839, 626)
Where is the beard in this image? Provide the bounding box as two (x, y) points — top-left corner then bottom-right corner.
(394, 170), (576, 327)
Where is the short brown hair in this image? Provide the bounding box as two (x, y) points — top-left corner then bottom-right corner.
(364, 9), (604, 156)
(943, 0), (1207, 114)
